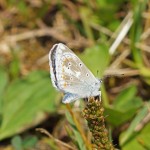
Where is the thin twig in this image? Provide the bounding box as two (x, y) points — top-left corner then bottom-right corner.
(36, 128), (77, 150)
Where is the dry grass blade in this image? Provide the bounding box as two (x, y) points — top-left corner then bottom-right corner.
(110, 49), (130, 69)
(109, 12), (133, 55)
(4, 28), (65, 43)
(136, 43), (150, 53)
(135, 112), (150, 131)
(104, 68), (140, 77)
(135, 103), (150, 132)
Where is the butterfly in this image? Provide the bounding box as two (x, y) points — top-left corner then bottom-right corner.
(49, 43), (101, 103)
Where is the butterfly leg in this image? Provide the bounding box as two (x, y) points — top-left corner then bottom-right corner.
(62, 93), (79, 103)
(93, 91), (101, 101)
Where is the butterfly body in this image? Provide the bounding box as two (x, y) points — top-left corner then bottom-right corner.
(49, 43), (101, 103)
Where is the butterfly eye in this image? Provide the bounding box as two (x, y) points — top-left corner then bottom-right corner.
(68, 62), (71, 66)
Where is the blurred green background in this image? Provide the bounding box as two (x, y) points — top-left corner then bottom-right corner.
(0, 0), (150, 149)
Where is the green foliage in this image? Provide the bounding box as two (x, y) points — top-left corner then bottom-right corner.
(7, 0), (29, 16)
(104, 86), (143, 126)
(11, 135), (38, 150)
(120, 103), (150, 149)
(11, 136), (23, 150)
(80, 0), (124, 31)
(0, 69), (8, 114)
(0, 70), (58, 140)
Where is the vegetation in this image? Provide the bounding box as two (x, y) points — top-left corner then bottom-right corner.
(0, 0), (150, 149)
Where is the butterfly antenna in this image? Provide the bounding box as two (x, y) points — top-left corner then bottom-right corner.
(97, 70), (103, 83)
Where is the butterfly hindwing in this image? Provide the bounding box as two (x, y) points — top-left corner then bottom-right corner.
(62, 93), (79, 103)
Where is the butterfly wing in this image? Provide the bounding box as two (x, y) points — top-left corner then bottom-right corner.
(49, 43), (100, 102)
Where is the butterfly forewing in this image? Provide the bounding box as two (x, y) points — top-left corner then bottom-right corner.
(49, 43), (101, 101)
